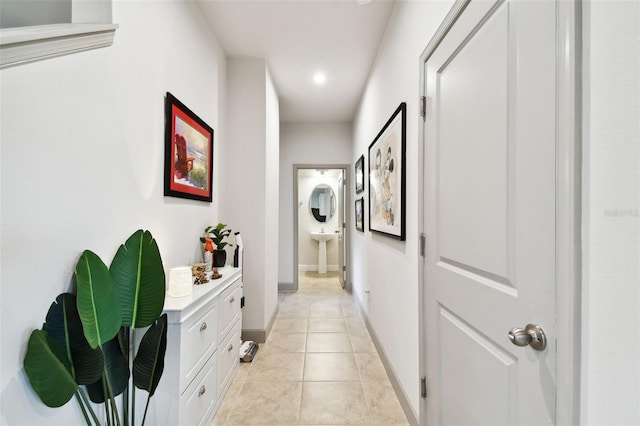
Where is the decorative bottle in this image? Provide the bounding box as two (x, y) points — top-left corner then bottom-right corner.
(204, 237), (214, 272)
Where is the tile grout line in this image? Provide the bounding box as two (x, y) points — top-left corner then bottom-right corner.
(227, 272), (384, 425)
(297, 309), (309, 425)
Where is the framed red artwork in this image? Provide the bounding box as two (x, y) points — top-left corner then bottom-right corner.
(164, 92), (213, 202)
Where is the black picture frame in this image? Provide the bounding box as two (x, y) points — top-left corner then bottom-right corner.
(355, 197), (365, 232)
(164, 92), (214, 202)
(355, 155), (365, 194)
(368, 102), (406, 240)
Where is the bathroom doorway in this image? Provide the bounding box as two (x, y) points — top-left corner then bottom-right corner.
(293, 165), (349, 291)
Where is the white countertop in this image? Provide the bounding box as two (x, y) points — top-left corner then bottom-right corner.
(162, 266), (241, 322)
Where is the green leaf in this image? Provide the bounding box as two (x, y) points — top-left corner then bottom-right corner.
(86, 334), (130, 403)
(43, 293), (104, 385)
(76, 250), (122, 349)
(24, 330), (78, 408)
(204, 223), (233, 248)
(110, 230), (165, 329)
(133, 314), (168, 396)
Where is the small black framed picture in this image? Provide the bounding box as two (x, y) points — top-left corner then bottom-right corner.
(355, 197), (364, 232)
(355, 155), (365, 194)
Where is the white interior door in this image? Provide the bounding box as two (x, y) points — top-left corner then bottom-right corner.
(423, 1), (558, 424)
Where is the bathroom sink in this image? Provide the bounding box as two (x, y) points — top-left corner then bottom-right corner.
(310, 231), (337, 242)
(310, 232), (337, 274)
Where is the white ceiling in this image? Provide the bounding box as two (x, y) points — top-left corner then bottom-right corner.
(197, 0), (396, 123)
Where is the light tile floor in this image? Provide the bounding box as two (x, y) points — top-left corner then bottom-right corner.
(212, 272), (409, 425)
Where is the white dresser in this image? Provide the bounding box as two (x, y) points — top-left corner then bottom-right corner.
(141, 266), (242, 426)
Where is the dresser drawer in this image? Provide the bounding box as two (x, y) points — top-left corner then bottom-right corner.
(218, 319), (241, 396)
(219, 278), (242, 340)
(151, 268), (242, 426)
(180, 353), (217, 426)
(180, 300), (218, 394)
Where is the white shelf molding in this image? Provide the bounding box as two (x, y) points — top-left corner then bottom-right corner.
(0, 23), (118, 69)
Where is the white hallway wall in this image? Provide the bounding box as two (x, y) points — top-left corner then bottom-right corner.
(0, 2), (227, 425)
(582, 1), (640, 424)
(278, 122), (351, 287)
(222, 58), (280, 339)
(264, 67), (281, 335)
(351, 0), (455, 420)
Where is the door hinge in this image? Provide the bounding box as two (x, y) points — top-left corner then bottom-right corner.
(342, 265), (346, 272)
(420, 96), (427, 118)
(421, 376), (428, 399)
(420, 233), (426, 258)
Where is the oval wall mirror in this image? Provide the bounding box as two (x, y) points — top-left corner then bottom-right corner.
(309, 184), (336, 223)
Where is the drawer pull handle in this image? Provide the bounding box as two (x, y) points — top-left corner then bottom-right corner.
(230, 297), (235, 303)
(200, 322), (207, 332)
(198, 385), (206, 397)
(228, 344), (234, 352)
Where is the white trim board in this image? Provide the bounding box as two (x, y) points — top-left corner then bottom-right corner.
(0, 23), (118, 69)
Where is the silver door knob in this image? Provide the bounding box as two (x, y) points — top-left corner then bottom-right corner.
(508, 323), (547, 351)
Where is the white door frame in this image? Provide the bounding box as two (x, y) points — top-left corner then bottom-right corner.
(293, 164), (350, 291)
(417, 0), (582, 424)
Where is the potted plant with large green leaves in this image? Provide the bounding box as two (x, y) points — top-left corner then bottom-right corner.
(23, 229), (168, 426)
(200, 223), (233, 267)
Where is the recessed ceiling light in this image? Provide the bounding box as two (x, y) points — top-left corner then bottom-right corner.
(313, 72), (327, 85)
